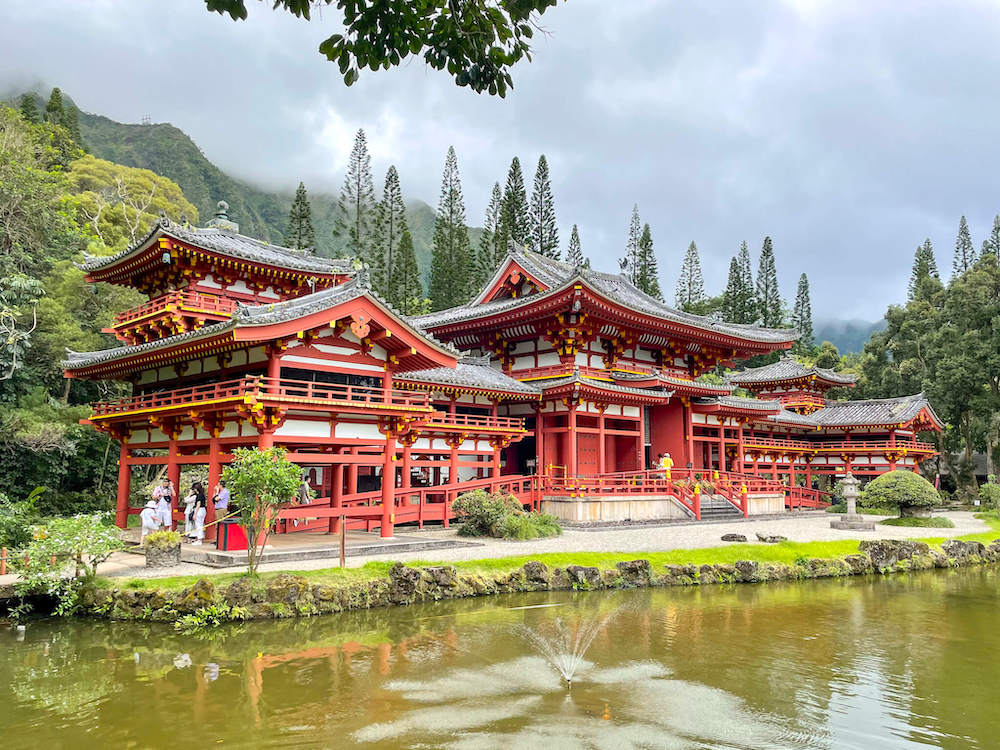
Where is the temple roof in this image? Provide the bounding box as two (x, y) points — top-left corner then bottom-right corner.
(533, 371), (674, 399)
(716, 395), (783, 412)
(396, 356), (541, 396)
(63, 277), (456, 372)
(412, 247), (798, 346)
(610, 370), (733, 394)
(768, 393), (941, 429)
(78, 217), (353, 277)
(728, 355), (857, 387)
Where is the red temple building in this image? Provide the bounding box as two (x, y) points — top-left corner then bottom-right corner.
(64, 206), (942, 538)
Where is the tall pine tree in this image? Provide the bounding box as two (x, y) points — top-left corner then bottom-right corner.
(334, 129), (376, 265)
(982, 215), (1000, 257)
(499, 157), (529, 250)
(907, 238), (939, 300)
(19, 94), (39, 124)
(635, 224), (662, 300)
(371, 166), (408, 302)
(45, 87), (64, 126)
(566, 224), (583, 267)
(722, 257), (743, 323)
(756, 236), (782, 327)
(736, 240), (757, 323)
(429, 146), (472, 310)
(390, 229), (424, 315)
(620, 204), (642, 284)
(792, 273), (814, 352)
(474, 182), (503, 292)
(674, 241), (705, 311)
(63, 104), (83, 149)
(952, 215), (977, 277)
(527, 155), (558, 257)
(285, 181), (316, 251)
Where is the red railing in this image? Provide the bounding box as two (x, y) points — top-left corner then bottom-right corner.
(113, 290), (239, 326)
(425, 413), (525, 432)
(786, 486), (833, 509)
(275, 474), (538, 531)
(743, 436), (936, 454)
(90, 376), (432, 418)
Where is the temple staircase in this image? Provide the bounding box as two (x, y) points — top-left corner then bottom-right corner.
(697, 493), (744, 520)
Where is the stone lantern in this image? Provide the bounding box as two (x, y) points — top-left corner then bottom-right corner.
(830, 472), (875, 531)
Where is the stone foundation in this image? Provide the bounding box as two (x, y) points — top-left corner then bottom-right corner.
(53, 537), (1000, 624)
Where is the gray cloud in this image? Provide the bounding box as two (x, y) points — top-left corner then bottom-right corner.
(3, 0), (1000, 321)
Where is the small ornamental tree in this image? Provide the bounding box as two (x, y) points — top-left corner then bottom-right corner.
(20, 513), (124, 579)
(860, 471), (940, 518)
(222, 447), (302, 575)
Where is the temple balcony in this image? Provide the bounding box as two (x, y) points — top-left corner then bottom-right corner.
(424, 412), (526, 435)
(88, 376), (433, 423)
(742, 435), (937, 455)
(104, 290), (240, 344)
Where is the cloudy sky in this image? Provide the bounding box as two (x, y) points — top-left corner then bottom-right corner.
(3, 0), (1000, 321)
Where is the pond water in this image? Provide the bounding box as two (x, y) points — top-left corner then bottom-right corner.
(2, 568), (998, 749)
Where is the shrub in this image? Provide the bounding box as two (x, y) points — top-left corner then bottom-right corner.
(877, 516), (955, 528)
(979, 483), (1000, 508)
(143, 530), (181, 550)
(452, 490), (522, 537)
(0, 488), (42, 549)
(499, 512), (562, 540)
(859, 471), (940, 514)
(452, 490), (561, 540)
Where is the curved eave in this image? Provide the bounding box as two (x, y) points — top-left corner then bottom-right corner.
(734, 375), (856, 389)
(81, 224), (349, 286)
(426, 275), (796, 352)
(394, 379), (541, 401)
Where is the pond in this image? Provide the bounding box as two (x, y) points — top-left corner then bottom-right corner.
(2, 568), (998, 749)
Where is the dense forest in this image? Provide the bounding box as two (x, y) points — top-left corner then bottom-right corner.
(0, 87), (996, 518)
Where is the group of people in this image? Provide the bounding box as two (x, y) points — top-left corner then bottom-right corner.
(139, 478), (231, 544)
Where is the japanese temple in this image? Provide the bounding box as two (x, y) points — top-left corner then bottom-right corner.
(64, 205), (942, 539)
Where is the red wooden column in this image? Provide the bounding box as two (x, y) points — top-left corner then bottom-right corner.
(347, 447), (358, 496)
(736, 421), (745, 476)
(380, 434), (396, 538)
(535, 403), (545, 475)
(115, 440), (131, 529)
(490, 401), (501, 480)
(167, 435), (181, 531)
(328, 449), (344, 534)
(257, 429), (275, 450)
(717, 420), (726, 473)
(566, 402), (578, 477)
(206, 435), (221, 541)
(597, 407), (607, 475)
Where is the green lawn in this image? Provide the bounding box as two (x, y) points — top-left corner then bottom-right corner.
(102, 512), (1000, 594)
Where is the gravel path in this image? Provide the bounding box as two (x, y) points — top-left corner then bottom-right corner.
(65, 510), (989, 582)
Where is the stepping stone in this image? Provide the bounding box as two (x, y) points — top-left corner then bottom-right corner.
(756, 533), (788, 543)
(721, 534), (747, 542)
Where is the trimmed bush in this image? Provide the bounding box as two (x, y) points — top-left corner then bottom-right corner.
(452, 489), (561, 540)
(860, 471), (940, 516)
(143, 530), (182, 550)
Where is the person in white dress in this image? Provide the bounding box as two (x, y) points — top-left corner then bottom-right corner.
(182, 487), (197, 537)
(153, 479), (174, 531)
(191, 497), (208, 546)
(139, 500), (160, 541)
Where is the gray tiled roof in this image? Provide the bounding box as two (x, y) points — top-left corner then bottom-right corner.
(63, 278), (456, 370)
(715, 395), (783, 412)
(611, 370), (733, 394)
(412, 246), (798, 345)
(78, 218), (353, 276)
(396, 356), (541, 396)
(767, 393), (939, 428)
(728, 355), (857, 385)
(533, 372), (674, 399)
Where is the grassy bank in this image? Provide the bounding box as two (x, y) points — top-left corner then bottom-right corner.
(6, 513), (997, 626)
(105, 511), (1000, 595)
